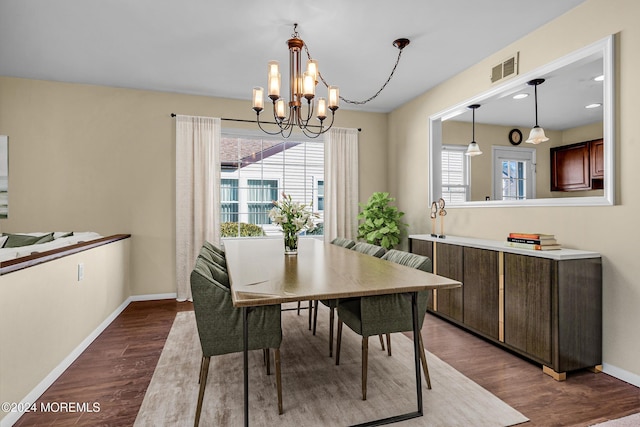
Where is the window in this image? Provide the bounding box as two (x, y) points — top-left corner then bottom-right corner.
(492, 147), (536, 200)
(220, 130), (324, 237)
(220, 178), (239, 223)
(247, 179), (278, 224)
(441, 145), (470, 203)
(317, 180), (324, 211)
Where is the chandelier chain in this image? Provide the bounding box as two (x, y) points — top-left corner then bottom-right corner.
(303, 42), (405, 105)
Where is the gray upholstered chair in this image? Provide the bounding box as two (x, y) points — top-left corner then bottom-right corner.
(312, 241), (387, 351)
(191, 256), (283, 426)
(202, 240), (224, 255)
(350, 242), (388, 351)
(312, 237), (357, 357)
(196, 246), (281, 388)
(351, 242), (386, 258)
(198, 244), (227, 270)
(200, 241), (227, 269)
(331, 237), (356, 249)
(335, 249), (433, 400)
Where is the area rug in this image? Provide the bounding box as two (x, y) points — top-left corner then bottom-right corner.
(135, 306), (528, 426)
(591, 413), (640, 426)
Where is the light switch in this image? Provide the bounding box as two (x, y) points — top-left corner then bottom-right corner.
(78, 263), (84, 281)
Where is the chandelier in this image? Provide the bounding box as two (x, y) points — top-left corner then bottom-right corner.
(251, 24), (410, 138)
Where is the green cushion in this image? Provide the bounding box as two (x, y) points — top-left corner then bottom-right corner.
(2, 232), (55, 248)
(192, 259), (229, 292)
(199, 245), (227, 269)
(352, 242), (386, 258)
(381, 249), (432, 272)
(331, 237), (355, 249)
(197, 254), (230, 288)
(202, 240), (225, 257)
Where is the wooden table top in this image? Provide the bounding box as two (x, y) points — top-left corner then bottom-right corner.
(223, 238), (462, 307)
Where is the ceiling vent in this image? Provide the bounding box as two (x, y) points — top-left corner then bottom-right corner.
(491, 53), (519, 84)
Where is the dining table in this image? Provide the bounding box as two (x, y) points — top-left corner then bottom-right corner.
(222, 237), (462, 427)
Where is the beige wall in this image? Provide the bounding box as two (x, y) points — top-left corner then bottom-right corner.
(0, 78), (388, 295)
(388, 0), (640, 381)
(0, 239), (130, 417)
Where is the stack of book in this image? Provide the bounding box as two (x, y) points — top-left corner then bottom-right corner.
(504, 232), (561, 250)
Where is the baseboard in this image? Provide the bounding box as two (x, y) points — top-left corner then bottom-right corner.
(1, 297), (132, 427)
(129, 292), (177, 301)
(603, 363), (640, 388)
(0, 292), (181, 427)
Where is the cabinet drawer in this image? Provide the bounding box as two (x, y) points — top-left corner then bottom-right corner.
(463, 247), (499, 339)
(435, 243), (463, 322)
(504, 254), (553, 364)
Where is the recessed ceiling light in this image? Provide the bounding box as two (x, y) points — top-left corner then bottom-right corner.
(513, 93), (529, 100)
(585, 103), (602, 109)
(593, 75), (604, 82)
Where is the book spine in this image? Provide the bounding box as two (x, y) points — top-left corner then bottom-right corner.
(508, 233), (553, 239)
(504, 241), (545, 250)
(507, 237), (553, 245)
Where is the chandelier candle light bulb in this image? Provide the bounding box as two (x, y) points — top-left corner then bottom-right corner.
(252, 87), (264, 112)
(307, 59), (318, 82)
(276, 99), (286, 120)
(268, 61), (280, 99)
(328, 86), (339, 110)
(317, 97), (327, 120)
(303, 71), (315, 99)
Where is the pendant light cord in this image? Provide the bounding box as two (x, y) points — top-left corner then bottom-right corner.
(303, 38), (406, 105)
(472, 107), (476, 141)
(534, 84), (539, 126)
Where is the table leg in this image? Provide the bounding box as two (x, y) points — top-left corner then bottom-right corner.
(411, 292), (424, 416)
(243, 307), (249, 427)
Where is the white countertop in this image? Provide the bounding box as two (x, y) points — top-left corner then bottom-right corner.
(409, 234), (601, 260)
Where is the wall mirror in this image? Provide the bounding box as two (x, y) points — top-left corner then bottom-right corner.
(429, 35), (614, 207)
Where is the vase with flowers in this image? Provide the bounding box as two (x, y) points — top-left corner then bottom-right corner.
(269, 193), (318, 255)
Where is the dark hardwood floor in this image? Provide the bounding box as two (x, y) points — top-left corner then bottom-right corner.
(12, 299), (640, 427)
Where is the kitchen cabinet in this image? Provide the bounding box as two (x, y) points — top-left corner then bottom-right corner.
(550, 139), (604, 191)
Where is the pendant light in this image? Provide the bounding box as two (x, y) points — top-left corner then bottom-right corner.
(465, 104), (482, 156)
(525, 78), (549, 144)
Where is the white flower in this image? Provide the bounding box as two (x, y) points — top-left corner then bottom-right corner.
(270, 193), (319, 234)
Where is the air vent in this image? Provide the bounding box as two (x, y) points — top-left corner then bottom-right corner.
(490, 52), (519, 83)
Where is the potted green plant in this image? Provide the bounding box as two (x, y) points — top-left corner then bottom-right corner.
(357, 192), (407, 250)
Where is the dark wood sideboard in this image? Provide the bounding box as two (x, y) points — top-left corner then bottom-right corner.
(409, 234), (602, 381)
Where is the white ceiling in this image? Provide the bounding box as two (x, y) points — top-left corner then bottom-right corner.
(0, 0), (587, 113)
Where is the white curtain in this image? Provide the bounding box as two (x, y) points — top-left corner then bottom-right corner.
(324, 127), (359, 243)
(175, 115), (221, 301)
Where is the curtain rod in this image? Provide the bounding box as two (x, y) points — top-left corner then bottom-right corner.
(170, 113), (361, 132)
